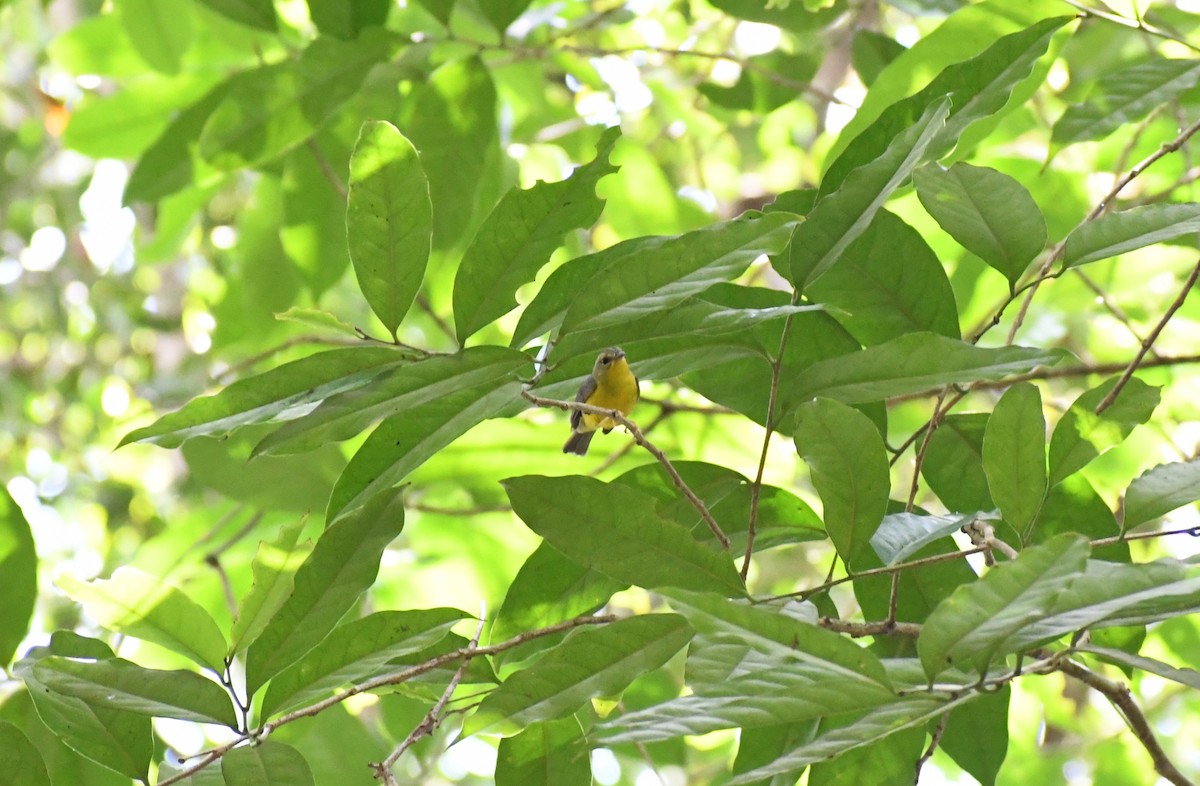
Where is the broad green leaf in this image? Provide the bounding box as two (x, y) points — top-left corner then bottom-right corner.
(279, 129), (353, 298)
(502, 475), (746, 596)
(273, 308), (358, 338)
(246, 488), (406, 695)
(306, 0), (389, 39)
(229, 519), (311, 655)
(807, 722), (925, 786)
(918, 534), (1090, 678)
(1123, 459), (1200, 529)
(870, 511), (978, 566)
(982, 383), (1047, 538)
(1004, 558), (1200, 648)
(157, 762), (226, 785)
(790, 98), (949, 288)
(57, 567), (227, 672)
(733, 722), (819, 786)
(327, 369), (526, 517)
(463, 614), (694, 736)
(254, 346), (529, 457)
(199, 32), (389, 169)
(195, 0), (277, 30)
(399, 56), (498, 252)
(119, 346), (407, 448)
(63, 75), (215, 159)
(1079, 644), (1200, 691)
(222, 741), (314, 786)
(561, 212), (798, 336)
(915, 162), (1047, 288)
(496, 719), (590, 786)
(1047, 377), (1160, 487)
(851, 30), (906, 87)
(490, 541), (627, 666)
(0, 488), (36, 668)
(0, 722), (50, 786)
(261, 608), (468, 717)
(32, 657), (237, 726)
(790, 332), (1066, 405)
(512, 212), (797, 349)
(804, 209), (960, 345)
(939, 686), (1010, 786)
(453, 126), (619, 342)
(346, 120), (432, 337)
(14, 643), (152, 782)
(1035, 474), (1127, 562)
(794, 399), (889, 568)
(1063, 203), (1200, 267)
(124, 80), (229, 204)
(479, 0), (532, 32)
(725, 695), (975, 786)
(113, 0), (191, 74)
(824, 13), (1072, 189)
(920, 413), (993, 513)
(1051, 58), (1200, 157)
(663, 590), (892, 687)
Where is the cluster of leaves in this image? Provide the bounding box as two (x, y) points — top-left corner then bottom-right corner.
(5, 0), (1200, 785)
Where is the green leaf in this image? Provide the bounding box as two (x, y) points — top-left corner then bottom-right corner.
(1079, 644), (1200, 691)
(733, 722), (819, 786)
(807, 722), (925, 786)
(113, 0), (191, 74)
(791, 333), (1066, 405)
(246, 488), (406, 696)
(306, 0), (389, 39)
(919, 413), (993, 513)
(1063, 203), (1200, 268)
(195, 0), (277, 30)
(1051, 58), (1200, 157)
(199, 32), (389, 169)
(346, 120), (432, 337)
(794, 399), (889, 568)
(261, 608), (468, 717)
(851, 30), (906, 87)
(982, 382), (1047, 538)
(496, 719), (590, 786)
(31, 657), (237, 726)
(790, 98), (949, 288)
(222, 741), (314, 786)
(915, 162), (1047, 288)
(479, 0), (532, 33)
(119, 346), (407, 448)
(63, 75), (215, 160)
(502, 475), (745, 596)
(823, 15), (1072, 193)
(279, 131), (353, 298)
(870, 511), (978, 566)
(57, 567), (228, 672)
(0, 488), (36, 668)
(274, 307), (358, 338)
(512, 212), (797, 349)
(918, 533), (1090, 678)
(453, 126), (620, 342)
(725, 695), (974, 786)
(939, 686), (1010, 786)
(490, 541), (626, 665)
(124, 80), (229, 204)
(13, 642), (152, 782)
(0, 721), (50, 786)
(326, 357), (527, 517)
(1047, 377), (1160, 487)
(1123, 459), (1200, 529)
(255, 346), (529, 457)
(229, 519), (311, 655)
(805, 209), (960, 345)
(464, 614), (694, 736)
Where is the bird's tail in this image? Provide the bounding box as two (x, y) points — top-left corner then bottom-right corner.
(562, 431), (594, 455)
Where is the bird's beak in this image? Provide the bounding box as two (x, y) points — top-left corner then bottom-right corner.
(612, 349), (625, 360)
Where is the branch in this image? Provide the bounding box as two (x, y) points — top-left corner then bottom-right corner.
(415, 293), (458, 348)
(817, 617), (920, 638)
(1058, 659), (1195, 786)
(520, 389), (731, 549)
(372, 616), (487, 783)
(1094, 255), (1200, 415)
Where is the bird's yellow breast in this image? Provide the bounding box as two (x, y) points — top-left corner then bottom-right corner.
(582, 357), (639, 431)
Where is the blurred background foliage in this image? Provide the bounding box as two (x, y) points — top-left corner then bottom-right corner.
(2, 0), (1200, 784)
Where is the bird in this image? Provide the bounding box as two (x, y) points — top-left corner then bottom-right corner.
(562, 347), (640, 456)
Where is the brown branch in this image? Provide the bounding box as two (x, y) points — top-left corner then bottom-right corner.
(589, 410), (668, 477)
(1095, 255), (1200, 414)
(1058, 659), (1195, 786)
(1072, 268), (1159, 359)
(373, 616), (487, 783)
(521, 389), (732, 550)
(817, 617), (920, 638)
(914, 711), (950, 784)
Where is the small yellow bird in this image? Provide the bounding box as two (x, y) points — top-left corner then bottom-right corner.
(562, 347), (640, 455)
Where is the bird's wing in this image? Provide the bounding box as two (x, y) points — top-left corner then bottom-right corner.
(570, 374), (597, 430)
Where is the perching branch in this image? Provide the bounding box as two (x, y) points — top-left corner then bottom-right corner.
(520, 389), (732, 550)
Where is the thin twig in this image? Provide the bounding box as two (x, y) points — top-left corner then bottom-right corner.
(914, 711), (951, 784)
(1073, 268), (1159, 359)
(818, 617), (920, 638)
(1095, 256), (1200, 415)
(211, 336), (367, 384)
(415, 294), (458, 347)
(1058, 659), (1195, 786)
(406, 502), (512, 516)
(306, 139), (347, 200)
(521, 389), (731, 550)
(590, 410), (668, 476)
(904, 390), (953, 508)
(373, 615), (487, 783)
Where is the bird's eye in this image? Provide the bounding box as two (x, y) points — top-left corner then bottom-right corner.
(601, 357), (611, 365)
